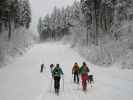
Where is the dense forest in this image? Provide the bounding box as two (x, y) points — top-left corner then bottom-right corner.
(0, 0), (31, 40)
(38, 0), (133, 43)
(38, 0), (133, 68)
(0, 0), (32, 67)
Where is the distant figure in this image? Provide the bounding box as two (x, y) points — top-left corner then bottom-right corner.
(79, 62), (90, 91)
(52, 64), (64, 95)
(72, 62), (80, 84)
(40, 64), (44, 73)
(50, 64), (54, 73)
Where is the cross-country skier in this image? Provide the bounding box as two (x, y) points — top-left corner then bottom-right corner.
(40, 64), (44, 73)
(50, 64), (54, 73)
(72, 62), (80, 84)
(52, 64), (64, 95)
(79, 62), (90, 91)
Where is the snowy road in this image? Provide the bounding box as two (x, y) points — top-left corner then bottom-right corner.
(0, 42), (133, 100)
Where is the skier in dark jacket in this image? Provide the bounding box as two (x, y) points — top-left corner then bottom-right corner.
(52, 64), (64, 94)
(40, 64), (44, 73)
(72, 62), (80, 84)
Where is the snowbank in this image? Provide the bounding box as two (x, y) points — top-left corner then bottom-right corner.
(0, 27), (35, 67)
(63, 22), (133, 69)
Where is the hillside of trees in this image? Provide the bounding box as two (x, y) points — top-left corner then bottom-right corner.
(0, 0), (32, 67)
(38, 0), (133, 69)
(0, 0), (31, 39)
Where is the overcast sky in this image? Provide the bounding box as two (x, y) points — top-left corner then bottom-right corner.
(29, 0), (79, 34)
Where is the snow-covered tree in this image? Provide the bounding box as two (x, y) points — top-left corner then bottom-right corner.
(0, 0), (32, 40)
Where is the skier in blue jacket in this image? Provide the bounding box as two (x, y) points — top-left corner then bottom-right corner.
(52, 64), (64, 94)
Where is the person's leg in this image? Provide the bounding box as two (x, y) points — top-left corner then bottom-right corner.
(84, 74), (88, 90)
(82, 80), (86, 90)
(82, 75), (87, 91)
(76, 73), (79, 84)
(54, 77), (56, 92)
(54, 78), (56, 92)
(81, 75), (84, 89)
(83, 80), (87, 91)
(74, 73), (76, 83)
(57, 77), (61, 94)
(54, 77), (58, 93)
(40, 65), (43, 72)
(75, 73), (77, 82)
(58, 77), (61, 89)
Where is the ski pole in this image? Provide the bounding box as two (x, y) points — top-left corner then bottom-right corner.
(62, 75), (64, 91)
(72, 74), (74, 83)
(50, 77), (53, 93)
(77, 76), (81, 90)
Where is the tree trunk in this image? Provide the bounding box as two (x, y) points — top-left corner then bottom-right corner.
(94, 0), (98, 45)
(86, 27), (89, 46)
(94, 8), (98, 45)
(8, 15), (11, 40)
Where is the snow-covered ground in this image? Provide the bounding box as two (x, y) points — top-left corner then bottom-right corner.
(0, 42), (133, 100)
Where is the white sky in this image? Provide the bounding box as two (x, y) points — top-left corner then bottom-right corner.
(29, 0), (79, 34)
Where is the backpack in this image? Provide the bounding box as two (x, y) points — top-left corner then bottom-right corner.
(73, 65), (79, 73)
(53, 68), (60, 77)
(82, 66), (89, 75)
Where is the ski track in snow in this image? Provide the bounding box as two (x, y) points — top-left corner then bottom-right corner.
(0, 42), (133, 100)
